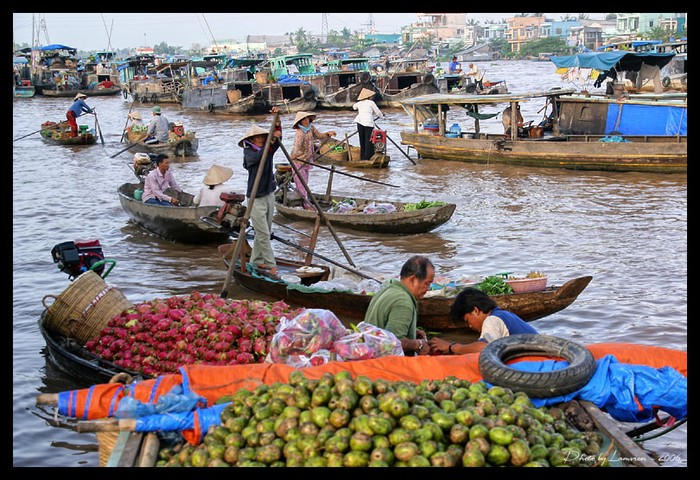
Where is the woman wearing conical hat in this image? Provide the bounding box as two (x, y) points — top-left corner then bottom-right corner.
(352, 87), (383, 160)
(193, 164), (234, 207)
(289, 111), (336, 210)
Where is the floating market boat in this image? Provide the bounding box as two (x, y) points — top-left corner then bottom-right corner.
(40, 121), (97, 145)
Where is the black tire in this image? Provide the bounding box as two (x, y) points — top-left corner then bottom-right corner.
(207, 103), (214, 113)
(122, 89), (128, 100)
(303, 89), (315, 100)
(422, 73), (435, 84)
(662, 76), (671, 88)
(478, 334), (596, 398)
(151, 93), (158, 104)
(359, 72), (371, 84)
(140, 95), (147, 103)
(465, 83), (477, 94)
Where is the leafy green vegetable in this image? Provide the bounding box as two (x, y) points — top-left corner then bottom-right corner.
(403, 199), (448, 211)
(476, 275), (514, 295)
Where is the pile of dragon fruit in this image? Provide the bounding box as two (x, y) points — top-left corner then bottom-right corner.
(83, 291), (302, 376)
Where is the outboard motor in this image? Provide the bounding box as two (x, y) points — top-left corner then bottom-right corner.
(51, 239), (106, 280)
(370, 129), (387, 154)
(217, 192), (247, 230)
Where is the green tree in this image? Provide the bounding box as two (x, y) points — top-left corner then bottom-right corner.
(489, 37), (511, 57)
(645, 26), (673, 42)
(518, 37), (568, 58)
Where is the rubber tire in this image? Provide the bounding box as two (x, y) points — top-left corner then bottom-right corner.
(303, 89), (315, 100)
(151, 93), (158, 104)
(662, 76), (671, 88)
(478, 334), (596, 398)
(359, 72), (371, 84)
(465, 83), (477, 94)
(207, 103), (214, 113)
(422, 73), (435, 84)
(122, 89), (128, 99)
(140, 95), (147, 103)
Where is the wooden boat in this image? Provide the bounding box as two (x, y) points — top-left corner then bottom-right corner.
(124, 128), (199, 158)
(436, 74), (509, 95)
(117, 182), (233, 244)
(374, 57), (439, 108)
(275, 193), (456, 234)
(40, 121), (97, 145)
(229, 254), (592, 335)
(13, 56), (35, 97)
(399, 89), (687, 173)
(41, 84), (122, 97)
(298, 57), (381, 110)
(261, 81), (317, 114)
(38, 310), (149, 385)
(13, 83), (36, 98)
(124, 60), (187, 104)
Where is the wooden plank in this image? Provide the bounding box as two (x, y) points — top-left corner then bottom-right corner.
(106, 431), (144, 467)
(580, 401), (660, 467)
(136, 432), (160, 467)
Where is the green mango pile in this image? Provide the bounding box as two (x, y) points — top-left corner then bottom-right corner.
(155, 372), (609, 467)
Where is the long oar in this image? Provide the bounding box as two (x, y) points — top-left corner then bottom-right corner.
(221, 111), (280, 298)
(277, 141), (356, 267)
(284, 156), (399, 188)
(120, 101), (136, 143)
(110, 141), (139, 158)
(269, 232), (381, 283)
(13, 129), (43, 142)
(374, 122), (416, 165)
(93, 111), (105, 145)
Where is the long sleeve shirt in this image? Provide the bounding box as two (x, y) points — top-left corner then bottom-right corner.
(194, 183), (229, 206)
(290, 125), (327, 165)
(352, 99), (383, 128)
(242, 127), (281, 199)
(147, 115), (170, 142)
(142, 167), (181, 203)
(68, 99), (93, 117)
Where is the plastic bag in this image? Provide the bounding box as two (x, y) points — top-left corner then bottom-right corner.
(267, 309), (348, 363)
(284, 349), (335, 368)
(333, 321), (404, 361)
(362, 202), (397, 214)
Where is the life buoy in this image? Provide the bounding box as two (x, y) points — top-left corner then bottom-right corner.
(662, 76), (671, 88)
(207, 103), (215, 113)
(422, 73), (435, 84)
(478, 334), (596, 398)
(151, 93), (158, 103)
(359, 72), (371, 84)
(303, 89), (315, 100)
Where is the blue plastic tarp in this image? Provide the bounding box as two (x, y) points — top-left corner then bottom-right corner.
(550, 52), (676, 72)
(605, 103), (687, 136)
(36, 44), (76, 51)
(493, 354), (687, 423)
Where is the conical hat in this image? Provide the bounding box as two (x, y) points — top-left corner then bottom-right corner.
(74, 93), (87, 100)
(357, 88), (376, 100)
(203, 164), (233, 185)
(292, 111), (317, 129)
(238, 124), (269, 147)
(128, 112), (142, 120)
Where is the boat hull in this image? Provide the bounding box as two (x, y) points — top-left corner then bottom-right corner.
(118, 183), (230, 244)
(125, 131), (199, 157)
(400, 132), (687, 173)
(377, 82), (439, 108)
(232, 260), (592, 335)
(41, 86), (121, 97)
(13, 85), (36, 98)
(181, 83), (269, 115)
(275, 194), (456, 234)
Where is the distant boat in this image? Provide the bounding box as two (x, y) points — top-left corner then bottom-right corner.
(374, 57), (439, 108)
(298, 57), (380, 110)
(13, 55), (35, 97)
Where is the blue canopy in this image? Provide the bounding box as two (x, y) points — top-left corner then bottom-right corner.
(550, 51), (675, 72)
(36, 43), (76, 51)
(13, 56), (28, 64)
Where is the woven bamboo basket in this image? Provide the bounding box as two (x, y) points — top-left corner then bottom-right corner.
(348, 145), (361, 161)
(317, 139), (348, 163)
(41, 271), (134, 344)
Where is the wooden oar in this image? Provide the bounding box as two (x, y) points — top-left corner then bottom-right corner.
(120, 101), (136, 143)
(284, 156), (399, 188)
(221, 111), (280, 298)
(374, 121), (417, 165)
(277, 141), (356, 268)
(13, 129), (42, 142)
(93, 111), (105, 145)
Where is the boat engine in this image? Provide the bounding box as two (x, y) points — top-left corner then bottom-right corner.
(370, 129), (387, 153)
(217, 192), (247, 230)
(51, 239), (106, 280)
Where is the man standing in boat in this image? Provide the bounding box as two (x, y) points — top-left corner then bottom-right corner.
(66, 93), (94, 137)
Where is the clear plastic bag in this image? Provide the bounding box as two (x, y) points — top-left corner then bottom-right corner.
(267, 309), (348, 363)
(362, 202), (397, 214)
(332, 321), (404, 361)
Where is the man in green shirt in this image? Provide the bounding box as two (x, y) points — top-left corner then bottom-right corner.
(364, 255), (435, 356)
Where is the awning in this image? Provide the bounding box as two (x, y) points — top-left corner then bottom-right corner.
(550, 51), (675, 72)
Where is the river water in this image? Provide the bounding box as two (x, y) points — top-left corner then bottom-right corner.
(12, 60), (687, 467)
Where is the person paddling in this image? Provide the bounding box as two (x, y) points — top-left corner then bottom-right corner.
(66, 93), (94, 137)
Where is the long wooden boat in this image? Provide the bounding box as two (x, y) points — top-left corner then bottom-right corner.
(299, 57), (380, 110)
(41, 85), (122, 97)
(117, 182), (231, 244)
(261, 82), (317, 113)
(181, 81), (268, 115)
(124, 129), (199, 158)
(399, 89), (687, 173)
(13, 84), (36, 98)
(275, 193), (456, 234)
(229, 254), (592, 335)
(374, 58), (440, 108)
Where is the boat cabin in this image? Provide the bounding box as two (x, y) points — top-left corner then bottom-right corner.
(269, 54), (316, 80)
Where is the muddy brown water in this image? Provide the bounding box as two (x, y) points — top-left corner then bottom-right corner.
(13, 60), (686, 466)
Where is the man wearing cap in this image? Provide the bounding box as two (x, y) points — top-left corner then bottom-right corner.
(194, 165), (233, 207)
(145, 105), (170, 144)
(238, 107), (283, 276)
(289, 111), (336, 209)
(66, 93), (94, 137)
(352, 88), (383, 160)
(142, 154), (182, 206)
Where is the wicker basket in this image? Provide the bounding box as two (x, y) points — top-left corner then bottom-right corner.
(348, 146), (361, 161)
(318, 139), (349, 163)
(41, 271), (134, 344)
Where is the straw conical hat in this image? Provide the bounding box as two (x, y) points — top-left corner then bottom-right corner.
(203, 165), (233, 185)
(292, 111), (317, 129)
(357, 88), (376, 100)
(74, 93), (88, 100)
(128, 112), (142, 120)
(238, 124), (269, 147)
